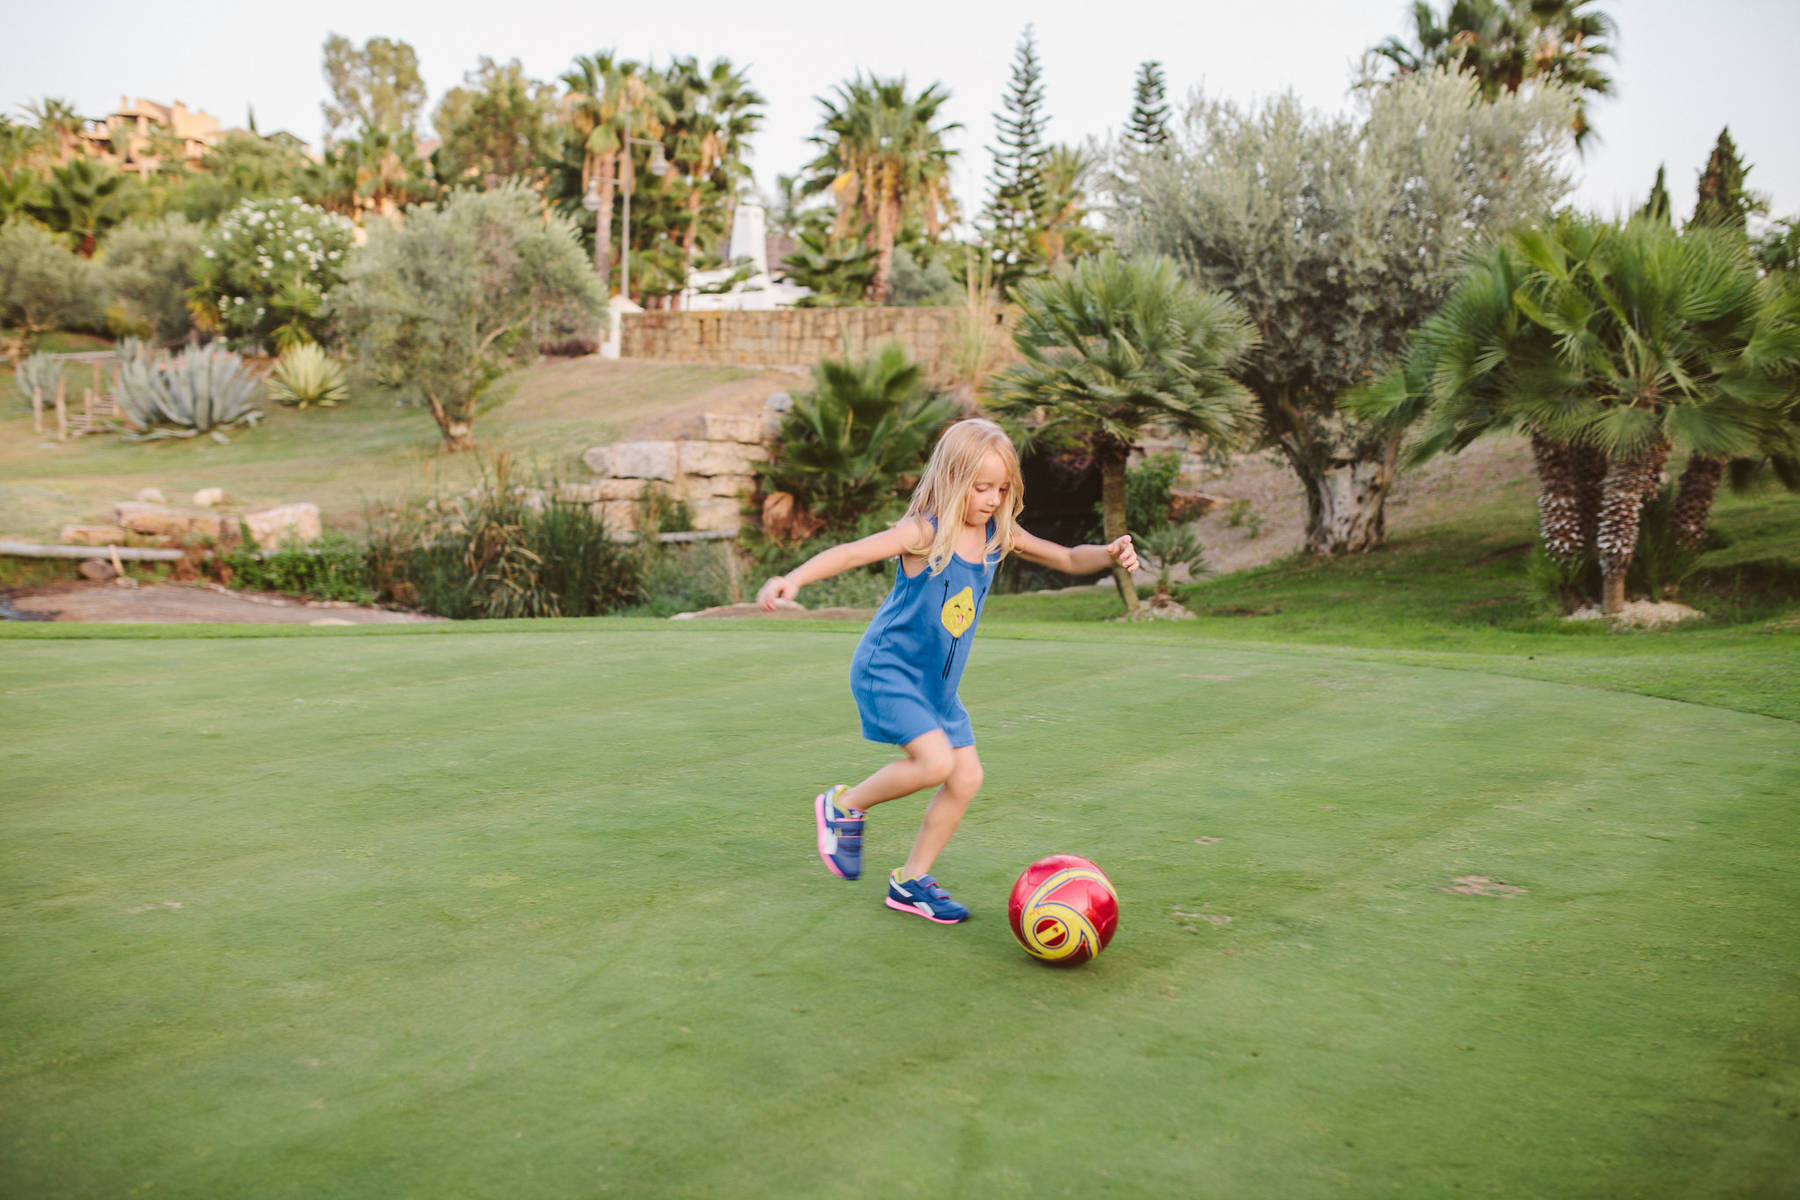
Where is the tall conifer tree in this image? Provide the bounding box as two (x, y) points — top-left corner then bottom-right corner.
(1638, 165), (1671, 225)
(1127, 61), (1171, 148)
(982, 25), (1049, 296)
(1691, 127), (1755, 237)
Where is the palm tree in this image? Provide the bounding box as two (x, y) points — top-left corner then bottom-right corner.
(27, 157), (135, 256)
(1401, 215), (1800, 612)
(23, 97), (86, 161)
(989, 252), (1259, 614)
(559, 52), (668, 293)
(804, 75), (959, 302)
(1370, 0), (1615, 146)
(662, 57), (764, 286)
(1032, 144), (1103, 270)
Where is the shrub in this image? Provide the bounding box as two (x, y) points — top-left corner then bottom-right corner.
(0, 220), (99, 349)
(365, 461), (643, 618)
(1140, 522), (1208, 597)
(758, 341), (955, 533)
(101, 215), (204, 346)
(330, 183), (603, 451)
(115, 343), (263, 439)
(188, 198), (355, 351)
(222, 531), (373, 603)
(266, 343), (349, 408)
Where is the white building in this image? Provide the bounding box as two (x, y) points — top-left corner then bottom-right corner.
(680, 203), (811, 311)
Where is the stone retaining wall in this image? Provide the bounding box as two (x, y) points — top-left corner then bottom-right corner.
(620, 306), (1022, 375)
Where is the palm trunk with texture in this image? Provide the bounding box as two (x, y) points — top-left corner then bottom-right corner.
(1597, 440), (1671, 613)
(1672, 453), (1725, 549)
(1097, 440), (1139, 615)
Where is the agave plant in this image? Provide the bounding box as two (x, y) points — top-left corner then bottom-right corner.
(13, 352), (62, 411)
(115, 343), (263, 440)
(265, 342), (348, 408)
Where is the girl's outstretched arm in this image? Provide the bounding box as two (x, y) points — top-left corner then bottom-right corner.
(1012, 528), (1140, 575)
(756, 519), (929, 611)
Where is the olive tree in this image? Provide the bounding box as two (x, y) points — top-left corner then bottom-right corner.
(331, 183), (604, 451)
(1112, 68), (1574, 553)
(0, 219), (97, 354)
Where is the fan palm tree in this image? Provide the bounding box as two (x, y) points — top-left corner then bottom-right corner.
(989, 252), (1259, 614)
(23, 97), (85, 161)
(1032, 144), (1104, 270)
(1397, 215), (1800, 612)
(27, 156), (135, 255)
(804, 76), (959, 302)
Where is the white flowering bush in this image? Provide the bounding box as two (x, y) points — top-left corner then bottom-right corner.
(189, 198), (356, 351)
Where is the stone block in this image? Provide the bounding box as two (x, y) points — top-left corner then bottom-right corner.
(136, 487), (165, 504)
(706, 473), (756, 498)
(584, 440), (677, 480)
(597, 501), (640, 536)
(557, 483), (605, 503)
(192, 487), (224, 507)
(688, 497), (744, 532)
(678, 440), (768, 477)
(243, 503), (322, 549)
(701, 412), (763, 443)
(114, 501), (228, 540)
(61, 524), (128, 546)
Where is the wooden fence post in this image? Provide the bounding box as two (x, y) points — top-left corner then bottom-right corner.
(31, 386), (43, 434)
(54, 376), (67, 441)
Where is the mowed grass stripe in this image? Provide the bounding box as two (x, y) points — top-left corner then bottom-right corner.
(2, 628), (1796, 1198)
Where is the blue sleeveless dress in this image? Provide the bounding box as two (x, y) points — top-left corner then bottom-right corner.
(849, 520), (998, 748)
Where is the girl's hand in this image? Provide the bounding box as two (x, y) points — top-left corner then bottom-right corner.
(757, 574), (797, 612)
(1107, 535), (1139, 572)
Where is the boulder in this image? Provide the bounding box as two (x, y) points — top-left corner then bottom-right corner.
(135, 486), (166, 504)
(114, 501), (228, 540)
(78, 558), (118, 580)
(678, 439), (768, 478)
(192, 487), (225, 507)
(243, 503), (322, 549)
(584, 441), (677, 480)
(61, 524), (128, 546)
(701, 412), (763, 443)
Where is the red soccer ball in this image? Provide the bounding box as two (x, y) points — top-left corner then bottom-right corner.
(1008, 854), (1119, 966)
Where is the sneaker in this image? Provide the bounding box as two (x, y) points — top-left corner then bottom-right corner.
(813, 785), (864, 880)
(885, 872), (970, 924)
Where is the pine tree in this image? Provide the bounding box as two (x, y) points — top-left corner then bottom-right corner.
(1127, 61), (1171, 149)
(1692, 127), (1755, 237)
(1638, 165), (1671, 225)
(982, 25), (1049, 297)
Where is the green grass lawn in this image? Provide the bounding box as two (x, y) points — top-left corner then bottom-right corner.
(4, 620), (1797, 1197)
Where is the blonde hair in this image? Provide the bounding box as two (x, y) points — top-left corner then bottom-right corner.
(900, 418), (1024, 575)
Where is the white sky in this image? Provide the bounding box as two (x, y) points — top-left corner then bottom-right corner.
(4, 0), (1797, 228)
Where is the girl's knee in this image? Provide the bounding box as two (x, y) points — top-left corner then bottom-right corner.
(907, 737), (956, 786)
(948, 759), (983, 797)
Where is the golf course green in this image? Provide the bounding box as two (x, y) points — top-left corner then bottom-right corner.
(3, 620), (1797, 1197)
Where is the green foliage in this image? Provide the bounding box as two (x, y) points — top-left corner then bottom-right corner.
(886, 246), (960, 307)
(1224, 497), (1264, 538)
(781, 215), (877, 306)
(266, 343), (349, 408)
(100, 215), (203, 345)
(25, 157), (137, 255)
(636, 484), (693, 536)
(188, 198), (355, 350)
(1127, 61), (1171, 149)
(990, 251), (1259, 455)
(0, 219), (99, 344)
(1140, 521), (1208, 593)
(222, 530), (373, 603)
(758, 341), (955, 531)
(364, 462), (644, 618)
(163, 132), (313, 224)
(1691, 127), (1759, 237)
(1090, 450), (1183, 536)
(114, 343), (263, 439)
(431, 57), (559, 189)
(1627, 484), (1704, 600)
(321, 33), (427, 141)
(330, 183), (604, 448)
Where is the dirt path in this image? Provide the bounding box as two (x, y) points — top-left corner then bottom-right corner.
(3, 582), (444, 625)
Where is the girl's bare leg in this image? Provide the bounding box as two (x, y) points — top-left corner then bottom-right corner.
(899, 745), (982, 880)
(838, 730), (954, 813)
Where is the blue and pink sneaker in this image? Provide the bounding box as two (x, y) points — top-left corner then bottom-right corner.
(885, 872), (970, 924)
(813, 785), (864, 880)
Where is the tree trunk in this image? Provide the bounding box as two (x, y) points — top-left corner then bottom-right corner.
(594, 157), (617, 293)
(871, 191), (899, 304)
(1292, 444), (1398, 555)
(1596, 440), (1671, 614)
(1530, 432), (1586, 564)
(424, 391), (476, 453)
(1096, 437), (1139, 615)
(1672, 453), (1725, 550)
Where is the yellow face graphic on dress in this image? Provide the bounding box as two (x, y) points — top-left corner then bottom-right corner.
(940, 586), (975, 637)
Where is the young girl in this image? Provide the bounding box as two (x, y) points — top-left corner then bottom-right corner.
(756, 418), (1138, 924)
